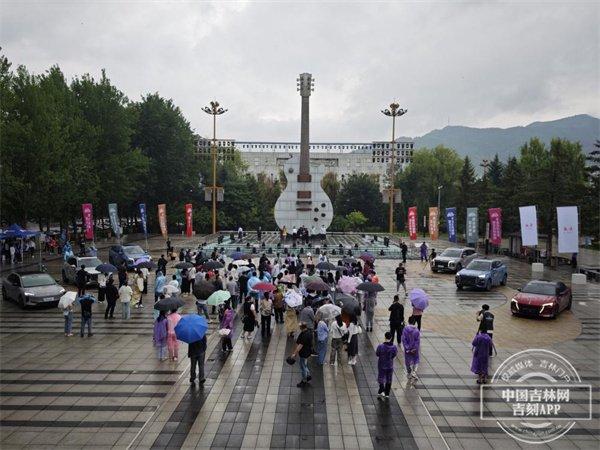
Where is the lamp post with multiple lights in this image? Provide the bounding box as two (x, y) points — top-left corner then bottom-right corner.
(381, 102), (407, 234)
(202, 101), (228, 234)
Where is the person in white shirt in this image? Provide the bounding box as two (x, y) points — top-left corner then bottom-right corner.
(188, 266), (196, 293)
(237, 227), (243, 241)
(97, 272), (107, 303)
(329, 315), (347, 365)
(118, 282), (133, 320)
(292, 227), (298, 241)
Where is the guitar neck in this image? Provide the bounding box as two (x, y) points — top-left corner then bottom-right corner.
(298, 96), (311, 182)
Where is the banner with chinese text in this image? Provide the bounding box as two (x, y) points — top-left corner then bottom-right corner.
(108, 203), (120, 238)
(185, 203), (193, 237)
(428, 207), (439, 240)
(446, 207), (457, 243)
(82, 203), (94, 240)
(557, 206), (578, 253)
(519, 205), (538, 246)
(488, 208), (502, 246)
(408, 207), (417, 240)
(158, 204), (168, 240)
(139, 203), (148, 236)
(466, 207), (478, 245)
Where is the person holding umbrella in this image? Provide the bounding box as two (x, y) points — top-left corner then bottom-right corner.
(189, 333), (207, 384)
(316, 318), (329, 365)
(401, 316), (421, 381)
(347, 318), (362, 365)
(259, 292), (273, 339)
(59, 292), (76, 337)
(157, 254), (168, 275)
(153, 311), (169, 361)
(154, 271), (166, 302)
(242, 296), (257, 339)
(409, 288), (429, 331)
(105, 277), (119, 320)
(167, 308), (182, 361)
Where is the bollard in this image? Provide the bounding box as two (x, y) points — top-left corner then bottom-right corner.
(531, 263), (544, 276)
(571, 273), (587, 285)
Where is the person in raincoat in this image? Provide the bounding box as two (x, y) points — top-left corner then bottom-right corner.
(471, 331), (492, 384)
(154, 271), (166, 302)
(419, 242), (428, 262)
(167, 308), (182, 361)
(220, 301), (234, 352)
(376, 331), (398, 398)
(153, 311), (168, 361)
(401, 316), (421, 380)
(132, 269), (144, 308)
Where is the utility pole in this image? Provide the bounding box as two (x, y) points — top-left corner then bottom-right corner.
(480, 159), (490, 176)
(202, 101), (228, 235)
(381, 103), (407, 234)
(437, 185), (443, 227)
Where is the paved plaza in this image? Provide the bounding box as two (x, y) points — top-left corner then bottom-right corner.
(0, 234), (598, 449)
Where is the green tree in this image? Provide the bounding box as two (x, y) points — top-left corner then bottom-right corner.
(345, 211), (368, 231)
(582, 140), (600, 238)
(497, 156), (523, 233)
(321, 171), (340, 205)
(335, 174), (384, 229)
(456, 156), (477, 234)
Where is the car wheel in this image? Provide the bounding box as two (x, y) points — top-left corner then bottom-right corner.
(566, 296), (572, 310)
(501, 274), (507, 286)
(455, 264), (462, 273)
(485, 280), (492, 291)
(431, 268), (437, 273)
(18, 295), (25, 309)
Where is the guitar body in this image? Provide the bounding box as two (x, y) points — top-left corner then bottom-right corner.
(274, 154), (333, 231)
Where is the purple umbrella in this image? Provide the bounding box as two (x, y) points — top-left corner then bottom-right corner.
(409, 288), (430, 310)
(359, 252), (375, 263)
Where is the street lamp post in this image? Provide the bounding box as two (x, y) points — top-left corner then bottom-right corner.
(202, 101), (228, 235)
(381, 103), (407, 234)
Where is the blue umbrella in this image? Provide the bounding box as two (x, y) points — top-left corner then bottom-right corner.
(174, 314), (208, 343)
(409, 288), (430, 310)
(96, 263), (117, 273)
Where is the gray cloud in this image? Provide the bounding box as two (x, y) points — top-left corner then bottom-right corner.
(1, 1), (598, 141)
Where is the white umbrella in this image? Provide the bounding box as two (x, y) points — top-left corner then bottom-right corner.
(163, 284), (180, 296)
(58, 291), (77, 309)
(237, 266), (252, 274)
(317, 303), (342, 320)
(232, 259), (249, 266)
(284, 290), (303, 308)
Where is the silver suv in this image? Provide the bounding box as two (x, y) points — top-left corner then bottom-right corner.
(432, 247), (477, 273)
(62, 256), (102, 285)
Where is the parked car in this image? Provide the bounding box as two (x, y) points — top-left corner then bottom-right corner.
(109, 245), (151, 269)
(511, 280), (572, 319)
(62, 256), (102, 285)
(432, 247), (478, 273)
(455, 259), (507, 291)
(2, 272), (66, 308)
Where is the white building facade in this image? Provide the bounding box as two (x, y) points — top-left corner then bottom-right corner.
(194, 137), (415, 187)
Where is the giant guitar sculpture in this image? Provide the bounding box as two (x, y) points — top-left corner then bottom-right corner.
(274, 73), (334, 231)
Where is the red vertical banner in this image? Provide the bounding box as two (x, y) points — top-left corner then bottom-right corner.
(82, 203), (94, 240)
(488, 208), (503, 246)
(428, 207), (439, 240)
(185, 203), (193, 237)
(408, 207), (417, 240)
(158, 204), (168, 240)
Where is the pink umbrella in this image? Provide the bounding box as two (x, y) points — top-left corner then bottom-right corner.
(338, 276), (358, 294)
(254, 282), (276, 292)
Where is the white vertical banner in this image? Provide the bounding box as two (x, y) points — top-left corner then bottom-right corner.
(557, 206), (579, 254)
(519, 205), (538, 246)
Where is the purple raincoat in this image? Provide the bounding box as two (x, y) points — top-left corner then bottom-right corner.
(401, 325), (420, 367)
(220, 309), (234, 331)
(153, 319), (168, 347)
(471, 332), (492, 375)
(376, 342), (398, 384)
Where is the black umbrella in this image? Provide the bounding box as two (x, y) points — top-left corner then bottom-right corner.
(203, 260), (224, 270)
(356, 282), (385, 293)
(342, 257), (356, 264)
(135, 260), (157, 269)
(193, 279), (216, 300)
(316, 261), (337, 271)
(96, 263), (117, 273)
(174, 262), (193, 269)
(154, 296), (185, 311)
(335, 293), (356, 305)
(305, 279), (331, 292)
(337, 297), (360, 316)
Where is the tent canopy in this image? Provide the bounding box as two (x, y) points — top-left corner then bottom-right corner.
(2, 224), (40, 239)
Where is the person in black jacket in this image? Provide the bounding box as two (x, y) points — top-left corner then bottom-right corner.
(157, 255), (168, 275)
(388, 295), (405, 344)
(76, 265), (89, 296)
(104, 277), (119, 319)
(188, 335), (207, 384)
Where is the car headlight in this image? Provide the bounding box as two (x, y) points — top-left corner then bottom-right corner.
(24, 292), (35, 296)
(511, 298), (519, 310)
(128, 258), (134, 262)
(540, 302), (554, 312)
(478, 274), (486, 279)
(448, 261), (455, 267)
(59, 288), (66, 295)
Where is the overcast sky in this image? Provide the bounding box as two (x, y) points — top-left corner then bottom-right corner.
(1, 1), (598, 141)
